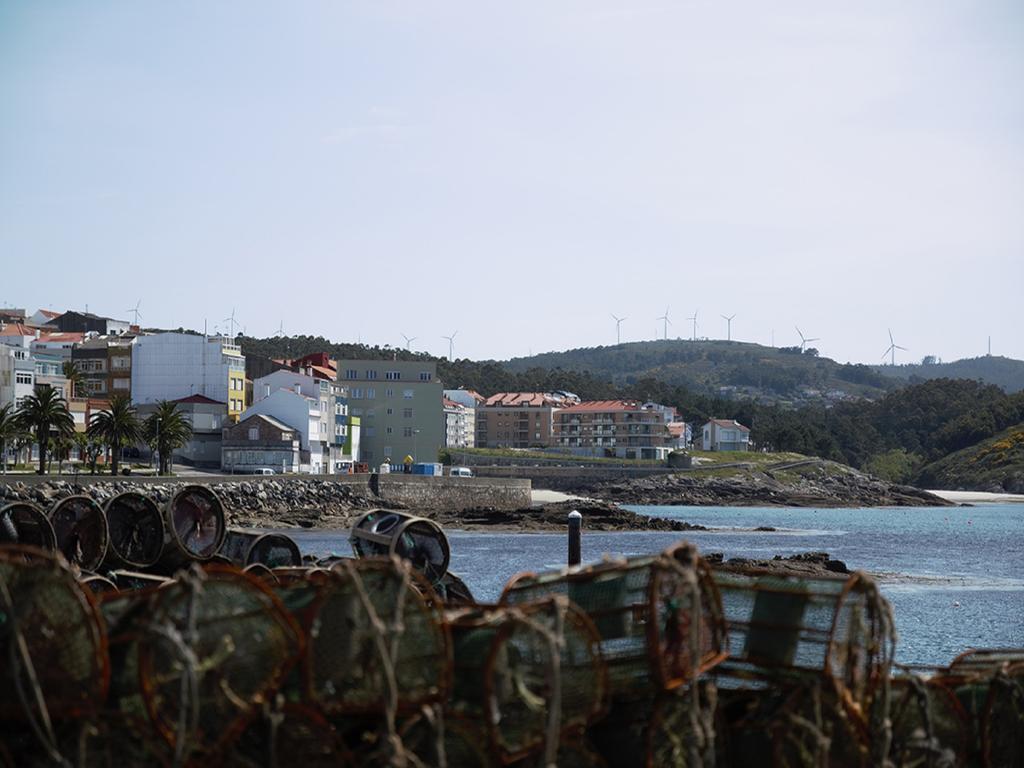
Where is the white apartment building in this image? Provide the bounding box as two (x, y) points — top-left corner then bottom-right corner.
(131, 333), (247, 420)
(443, 397), (475, 448)
(244, 388), (326, 473)
(0, 346), (35, 410)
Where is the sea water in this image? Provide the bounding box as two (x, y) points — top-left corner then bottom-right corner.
(287, 503), (1024, 666)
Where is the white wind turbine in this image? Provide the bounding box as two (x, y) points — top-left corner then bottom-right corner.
(656, 308), (671, 340)
(882, 329), (908, 366)
(442, 331), (458, 360)
(126, 300), (142, 326)
(795, 326), (819, 352)
(223, 308), (240, 338)
(611, 314), (627, 344)
(721, 313), (735, 341)
(688, 310), (699, 341)
(401, 333), (417, 350)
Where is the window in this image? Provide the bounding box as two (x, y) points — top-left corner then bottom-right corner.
(248, 427), (259, 441)
(366, 388), (375, 399)
(365, 426), (376, 437)
(403, 408), (413, 418)
(366, 409), (375, 418)
(386, 426), (393, 435)
(385, 370), (401, 381)
(281, 432), (291, 441)
(403, 427), (413, 437)
(419, 372), (432, 381)
(111, 356), (130, 370)
(385, 388), (394, 398)
(345, 369), (358, 379)
(366, 370), (378, 380)
(310, 422), (318, 434)
(386, 407), (393, 416)
(113, 378), (129, 390)
(352, 388), (363, 399)
(403, 389), (414, 399)
(15, 372), (32, 385)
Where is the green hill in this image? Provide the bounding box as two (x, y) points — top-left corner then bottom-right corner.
(916, 424), (1024, 493)
(500, 340), (895, 402)
(873, 356), (1024, 394)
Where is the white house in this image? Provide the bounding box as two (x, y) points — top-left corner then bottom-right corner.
(243, 388), (326, 474)
(701, 418), (751, 451)
(0, 345), (35, 411)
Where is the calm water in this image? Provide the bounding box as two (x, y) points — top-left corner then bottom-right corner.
(288, 503), (1024, 667)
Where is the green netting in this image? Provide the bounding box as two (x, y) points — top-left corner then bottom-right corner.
(102, 492), (164, 570)
(889, 674), (968, 767)
(943, 653), (1024, 767)
(220, 703), (353, 768)
(0, 502), (56, 551)
(48, 495), (109, 571)
(0, 545), (108, 726)
(501, 542), (726, 700)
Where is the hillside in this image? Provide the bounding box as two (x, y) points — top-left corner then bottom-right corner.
(500, 339), (895, 403)
(872, 355), (1024, 394)
(916, 424), (1024, 493)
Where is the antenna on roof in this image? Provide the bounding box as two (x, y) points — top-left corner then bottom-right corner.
(688, 310), (699, 341)
(401, 333), (417, 351)
(795, 326), (819, 352)
(882, 328), (908, 366)
(721, 313), (735, 341)
(656, 307), (671, 340)
(274, 321), (285, 338)
(611, 314), (627, 344)
(442, 330), (458, 360)
(126, 300), (142, 325)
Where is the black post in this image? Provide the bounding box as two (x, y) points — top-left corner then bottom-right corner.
(568, 510), (582, 567)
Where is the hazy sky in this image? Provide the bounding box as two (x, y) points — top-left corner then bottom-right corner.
(2, 1), (1021, 364)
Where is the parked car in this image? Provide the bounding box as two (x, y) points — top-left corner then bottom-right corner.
(449, 466), (473, 477)
(255, 468), (275, 475)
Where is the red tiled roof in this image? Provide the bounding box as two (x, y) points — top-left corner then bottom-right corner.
(442, 397), (465, 409)
(484, 392), (559, 408)
(707, 418), (750, 432)
(174, 394), (226, 405)
(37, 309), (61, 319)
(35, 332), (84, 344)
(0, 323), (36, 337)
(559, 400), (642, 413)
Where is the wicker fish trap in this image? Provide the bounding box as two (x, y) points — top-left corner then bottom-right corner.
(277, 557), (450, 716)
(445, 596), (608, 764)
(350, 510), (451, 585)
(101, 491), (164, 570)
(102, 564), (304, 760)
(80, 571), (119, 596)
(157, 485), (227, 573)
(222, 529), (302, 568)
(889, 673), (969, 767)
(0, 544), (109, 724)
(48, 494), (109, 571)
(0, 502), (56, 551)
(220, 703), (354, 768)
(501, 542), (727, 699)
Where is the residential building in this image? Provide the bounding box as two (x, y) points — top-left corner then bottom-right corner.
(27, 309), (61, 328)
(667, 422), (693, 450)
(71, 335), (135, 400)
(337, 359), (443, 465)
(0, 345), (35, 410)
(137, 394), (227, 468)
(131, 333), (247, 420)
(31, 332), (83, 361)
(0, 323), (37, 350)
(222, 413), (302, 474)
(553, 400), (675, 460)
(476, 392), (578, 449)
(0, 309), (26, 325)
(243, 388), (327, 473)
(252, 367), (353, 473)
(32, 354), (71, 400)
(443, 388), (485, 410)
(443, 397), (475, 448)
(701, 419), (751, 451)
(52, 310), (130, 336)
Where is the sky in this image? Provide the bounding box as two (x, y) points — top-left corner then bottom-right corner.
(1, 1), (1022, 365)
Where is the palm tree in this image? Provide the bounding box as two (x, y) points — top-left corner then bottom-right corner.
(143, 400), (193, 475)
(0, 403), (25, 475)
(15, 387), (75, 475)
(87, 394), (142, 476)
(62, 360), (84, 398)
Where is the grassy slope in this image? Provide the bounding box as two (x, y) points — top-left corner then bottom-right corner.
(873, 356), (1024, 394)
(916, 424), (1024, 493)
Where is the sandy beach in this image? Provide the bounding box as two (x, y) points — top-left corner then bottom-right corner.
(928, 490), (1024, 505)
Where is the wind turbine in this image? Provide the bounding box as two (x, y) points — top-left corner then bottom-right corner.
(611, 314), (627, 344)
(795, 326), (819, 352)
(688, 310), (699, 341)
(721, 313), (735, 341)
(442, 331), (458, 360)
(401, 333), (417, 350)
(223, 308), (239, 338)
(882, 329), (908, 366)
(126, 300), (142, 326)
(656, 308), (671, 340)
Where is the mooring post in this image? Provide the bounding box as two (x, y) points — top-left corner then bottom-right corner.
(568, 510), (582, 567)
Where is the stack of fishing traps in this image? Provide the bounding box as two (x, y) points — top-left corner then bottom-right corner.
(1, 498), (1020, 767)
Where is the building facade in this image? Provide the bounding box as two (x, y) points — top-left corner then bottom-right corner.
(244, 388), (327, 473)
(553, 400), (674, 459)
(701, 419), (751, 451)
(443, 397), (475, 449)
(71, 336), (134, 400)
(137, 394), (227, 468)
(53, 311), (130, 336)
(131, 333), (247, 420)
(337, 359), (443, 465)
(475, 392), (578, 449)
(222, 413), (302, 474)
(0, 345), (35, 411)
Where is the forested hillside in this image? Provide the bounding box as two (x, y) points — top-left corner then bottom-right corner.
(872, 355), (1024, 393)
(916, 425), (1024, 493)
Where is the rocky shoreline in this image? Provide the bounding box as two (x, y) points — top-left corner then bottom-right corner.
(592, 461), (954, 508)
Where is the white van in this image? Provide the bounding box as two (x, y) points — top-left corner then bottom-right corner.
(256, 467), (275, 475)
(450, 466), (473, 478)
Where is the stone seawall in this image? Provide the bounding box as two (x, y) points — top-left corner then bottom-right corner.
(0, 474), (532, 528)
(470, 465), (674, 491)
